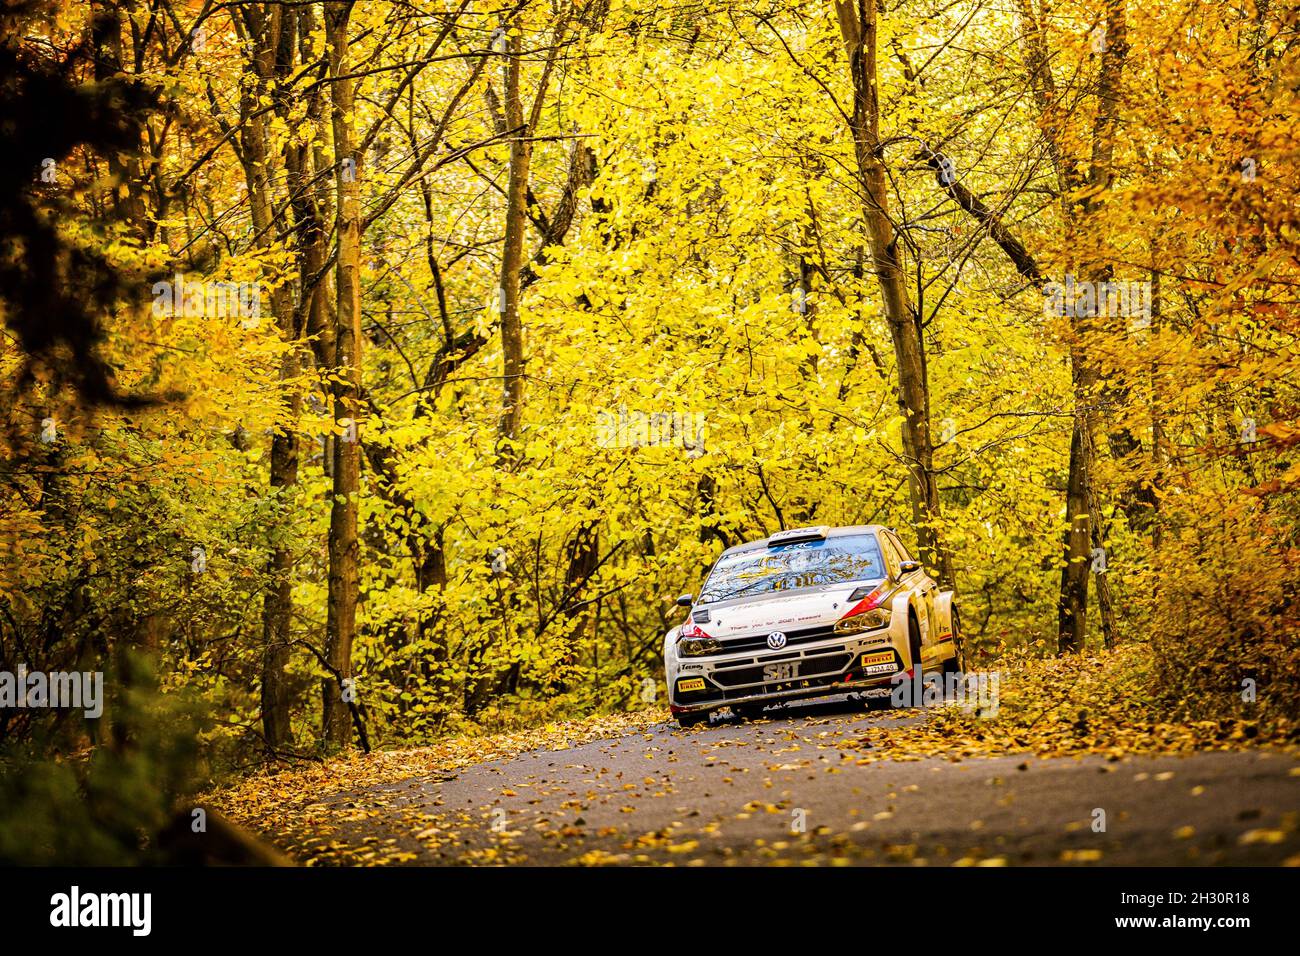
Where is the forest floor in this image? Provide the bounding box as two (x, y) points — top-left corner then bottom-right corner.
(213, 652), (1300, 866)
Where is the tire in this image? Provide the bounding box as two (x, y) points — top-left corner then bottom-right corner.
(908, 612), (924, 676)
(676, 710), (710, 728)
(942, 608), (962, 676)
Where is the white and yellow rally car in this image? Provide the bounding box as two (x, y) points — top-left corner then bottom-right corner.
(665, 525), (960, 727)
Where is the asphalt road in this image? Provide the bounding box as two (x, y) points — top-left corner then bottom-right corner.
(300, 698), (1300, 866)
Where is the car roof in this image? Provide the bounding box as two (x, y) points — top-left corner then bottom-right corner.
(720, 525), (890, 557)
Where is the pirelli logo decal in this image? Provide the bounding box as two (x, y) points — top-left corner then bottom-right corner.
(676, 677), (706, 693)
(860, 650), (898, 675)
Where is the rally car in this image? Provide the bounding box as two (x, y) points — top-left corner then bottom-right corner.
(665, 525), (960, 727)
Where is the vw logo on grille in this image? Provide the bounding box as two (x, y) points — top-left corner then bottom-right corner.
(766, 631), (787, 649)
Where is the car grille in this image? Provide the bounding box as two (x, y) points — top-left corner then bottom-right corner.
(704, 623), (840, 655)
(710, 651), (853, 687)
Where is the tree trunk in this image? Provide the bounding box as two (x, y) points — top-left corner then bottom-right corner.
(496, 26), (531, 460)
(1054, 0), (1128, 652)
(1057, 417), (1092, 652)
(89, 0), (148, 232)
(834, 0), (954, 587)
(1148, 263), (1165, 551)
(323, 2), (363, 750)
(236, 3), (301, 749)
(260, 423), (298, 748)
(563, 518), (601, 678)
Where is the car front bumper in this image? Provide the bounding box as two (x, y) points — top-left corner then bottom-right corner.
(668, 633), (904, 715)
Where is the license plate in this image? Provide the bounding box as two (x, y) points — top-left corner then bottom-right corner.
(861, 651), (897, 675)
(677, 677), (705, 693)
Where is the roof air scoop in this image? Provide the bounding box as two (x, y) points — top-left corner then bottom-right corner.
(766, 526), (830, 546)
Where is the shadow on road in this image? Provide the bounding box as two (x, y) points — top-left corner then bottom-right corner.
(701, 691), (907, 727)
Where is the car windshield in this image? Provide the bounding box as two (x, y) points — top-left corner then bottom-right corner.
(698, 534), (885, 604)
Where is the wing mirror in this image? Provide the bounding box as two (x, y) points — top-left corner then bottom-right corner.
(675, 593), (694, 608)
(899, 560), (922, 575)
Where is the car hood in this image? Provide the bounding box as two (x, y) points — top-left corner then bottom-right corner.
(694, 581), (884, 639)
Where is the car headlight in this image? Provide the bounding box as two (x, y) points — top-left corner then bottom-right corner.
(676, 620), (719, 656)
(834, 607), (892, 634)
(678, 637), (722, 656)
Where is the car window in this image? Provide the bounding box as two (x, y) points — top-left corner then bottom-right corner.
(887, 532), (914, 563)
(878, 533), (901, 578)
(698, 534), (886, 603)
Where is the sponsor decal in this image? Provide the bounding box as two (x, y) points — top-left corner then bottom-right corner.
(860, 650), (897, 675)
(763, 661), (799, 681)
(676, 677), (705, 693)
(679, 621), (711, 639)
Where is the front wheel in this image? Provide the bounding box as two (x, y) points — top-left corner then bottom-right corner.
(860, 692), (894, 712)
(675, 710), (710, 728)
